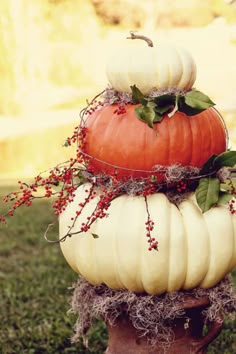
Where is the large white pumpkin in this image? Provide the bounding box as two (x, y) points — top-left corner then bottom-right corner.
(59, 184), (236, 295)
(106, 37), (197, 95)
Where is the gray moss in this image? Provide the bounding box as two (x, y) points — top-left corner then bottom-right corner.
(70, 277), (236, 348)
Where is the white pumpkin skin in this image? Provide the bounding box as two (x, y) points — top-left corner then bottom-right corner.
(106, 41), (197, 95)
(59, 184), (236, 295)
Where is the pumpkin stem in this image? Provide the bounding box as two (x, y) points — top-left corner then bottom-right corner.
(127, 31), (153, 47)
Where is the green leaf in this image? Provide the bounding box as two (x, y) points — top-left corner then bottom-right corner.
(63, 140), (70, 147)
(185, 90), (215, 110)
(155, 103), (173, 115)
(146, 101), (164, 123)
(77, 171), (86, 185)
(178, 90), (215, 116)
(135, 105), (156, 128)
(217, 191), (233, 206)
(91, 233), (99, 239)
(130, 85), (147, 105)
(196, 177), (220, 213)
(152, 94), (175, 119)
(200, 154), (217, 175)
(153, 112), (164, 123)
(154, 94), (175, 106)
(178, 97), (203, 116)
(146, 101), (156, 109)
(213, 151), (236, 169)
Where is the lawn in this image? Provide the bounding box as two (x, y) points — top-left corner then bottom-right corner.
(0, 185), (235, 354)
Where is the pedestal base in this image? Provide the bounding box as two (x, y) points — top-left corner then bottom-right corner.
(71, 278), (236, 353)
(105, 296), (223, 354)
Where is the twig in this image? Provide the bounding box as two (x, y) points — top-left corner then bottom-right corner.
(127, 31), (154, 47)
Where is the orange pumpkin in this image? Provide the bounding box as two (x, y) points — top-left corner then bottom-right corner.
(83, 104), (227, 179)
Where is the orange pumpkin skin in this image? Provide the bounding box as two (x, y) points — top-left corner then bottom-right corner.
(83, 104), (227, 179)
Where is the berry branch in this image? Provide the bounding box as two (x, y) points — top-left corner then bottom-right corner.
(144, 196), (158, 251)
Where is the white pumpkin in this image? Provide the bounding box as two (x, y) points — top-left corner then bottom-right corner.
(106, 36), (197, 95)
(59, 184), (236, 295)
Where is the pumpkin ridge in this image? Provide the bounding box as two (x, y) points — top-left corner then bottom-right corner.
(167, 203), (174, 292)
(189, 114), (200, 166)
(100, 110), (120, 166)
(116, 195), (146, 291)
(151, 53), (158, 89)
(186, 54), (197, 90)
(176, 201), (188, 289)
(179, 197), (210, 289)
(89, 227), (101, 284)
(189, 63), (197, 90)
(197, 113), (204, 166)
(225, 215), (236, 274)
(92, 221), (106, 286)
(168, 113), (176, 165)
(73, 187), (101, 283)
(168, 203), (188, 292)
(142, 193), (170, 294)
(137, 196), (147, 293)
(199, 110), (211, 163)
(184, 113), (193, 165)
(229, 217), (236, 270)
(193, 199), (211, 286)
(205, 109), (214, 162)
(166, 116), (171, 165)
(208, 108), (227, 153)
(85, 108), (105, 162)
(112, 196), (129, 289)
(169, 113), (187, 164)
(83, 188), (103, 285)
(172, 48), (183, 88)
(193, 111), (205, 165)
(200, 208), (233, 287)
(174, 49), (184, 87)
(109, 113), (129, 170)
(166, 195), (171, 292)
(126, 54), (133, 92)
(166, 54), (171, 88)
(142, 120), (147, 171)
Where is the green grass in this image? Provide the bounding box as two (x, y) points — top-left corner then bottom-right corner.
(0, 185), (235, 353)
(0, 186), (107, 354)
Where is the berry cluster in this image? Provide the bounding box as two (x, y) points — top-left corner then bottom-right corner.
(1, 160), (82, 222)
(84, 99), (104, 116)
(176, 181), (187, 193)
(229, 199), (236, 215)
(113, 105), (127, 115)
(228, 179), (236, 215)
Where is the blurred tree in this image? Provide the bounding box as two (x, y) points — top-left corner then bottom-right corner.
(91, 0), (236, 28)
(0, 0), (99, 116)
(0, 0), (47, 115)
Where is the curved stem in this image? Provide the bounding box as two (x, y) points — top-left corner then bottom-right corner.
(127, 31), (153, 47)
